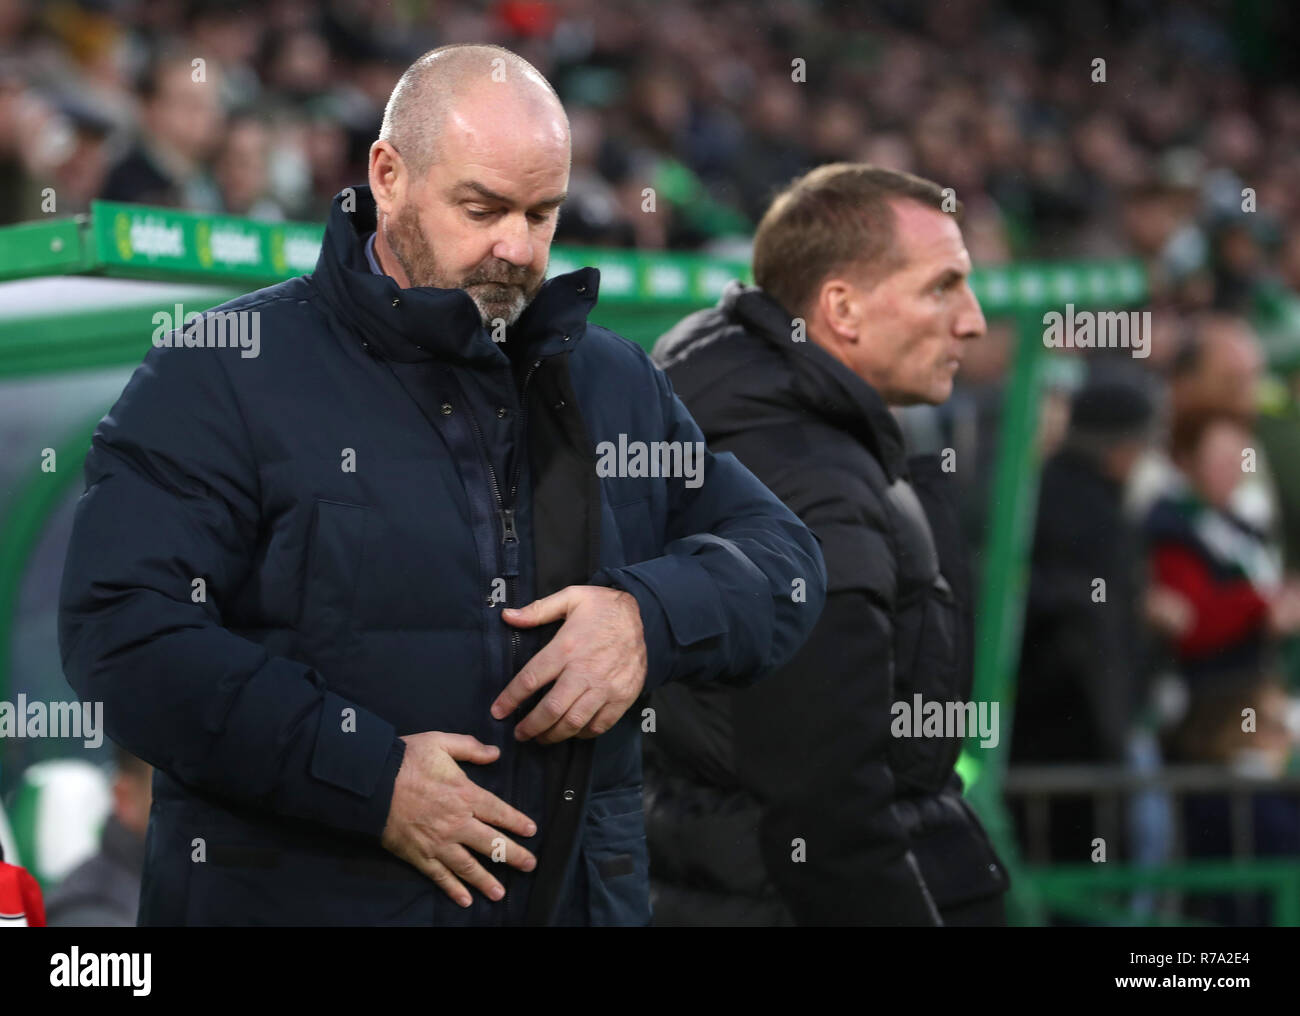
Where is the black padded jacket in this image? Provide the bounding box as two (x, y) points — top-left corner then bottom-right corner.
(645, 281), (1009, 925)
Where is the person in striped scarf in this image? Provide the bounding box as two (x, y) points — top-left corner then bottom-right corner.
(1145, 408), (1300, 683)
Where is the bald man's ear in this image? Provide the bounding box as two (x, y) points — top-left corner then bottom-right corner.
(369, 141), (407, 216)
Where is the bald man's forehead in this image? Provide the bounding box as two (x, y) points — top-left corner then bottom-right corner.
(440, 84), (570, 164)
(451, 77), (569, 133)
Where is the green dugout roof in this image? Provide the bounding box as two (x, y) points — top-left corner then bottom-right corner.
(0, 200), (1147, 373)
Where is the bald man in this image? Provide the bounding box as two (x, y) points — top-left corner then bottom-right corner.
(59, 44), (825, 927)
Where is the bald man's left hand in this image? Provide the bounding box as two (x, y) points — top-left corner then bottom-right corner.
(491, 586), (647, 744)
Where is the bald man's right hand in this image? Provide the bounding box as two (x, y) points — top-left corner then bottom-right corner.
(381, 731), (537, 908)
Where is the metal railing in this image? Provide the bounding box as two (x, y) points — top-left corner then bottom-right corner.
(1004, 764), (1300, 925)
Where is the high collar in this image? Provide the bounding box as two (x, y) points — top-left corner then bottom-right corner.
(722, 281), (908, 480)
(312, 184), (601, 367)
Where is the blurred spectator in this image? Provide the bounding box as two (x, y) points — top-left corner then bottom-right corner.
(1255, 362), (1300, 575)
(1018, 377), (1158, 763)
(553, 104), (636, 245)
(44, 745), (151, 927)
(1164, 672), (1300, 925)
(1011, 376), (1156, 858)
(1128, 313), (1275, 535)
(1144, 409), (1300, 684)
(213, 110), (283, 218)
(0, 61), (113, 220)
(295, 99), (352, 221)
(1170, 313), (1265, 421)
(100, 51), (225, 209)
(0, 854), (45, 927)
(45, 95), (115, 212)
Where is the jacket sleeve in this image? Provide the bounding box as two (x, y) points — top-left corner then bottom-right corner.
(592, 366), (827, 691)
(719, 442), (942, 925)
(58, 342), (406, 841)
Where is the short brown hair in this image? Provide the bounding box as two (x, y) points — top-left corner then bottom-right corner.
(752, 163), (961, 320)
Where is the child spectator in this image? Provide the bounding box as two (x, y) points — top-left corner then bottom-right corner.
(1145, 410), (1300, 683)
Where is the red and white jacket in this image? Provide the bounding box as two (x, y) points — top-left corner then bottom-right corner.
(0, 861), (45, 927)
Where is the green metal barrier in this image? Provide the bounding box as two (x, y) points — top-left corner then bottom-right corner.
(1029, 860), (1300, 927)
(17, 203), (1266, 926)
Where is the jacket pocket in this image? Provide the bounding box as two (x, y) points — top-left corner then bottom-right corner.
(582, 785), (652, 927)
(183, 845), (432, 926)
(298, 499), (369, 654)
(177, 801), (431, 926)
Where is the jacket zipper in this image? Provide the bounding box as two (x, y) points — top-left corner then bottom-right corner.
(466, 357), (541, 671)
(460, 356), (542, 926)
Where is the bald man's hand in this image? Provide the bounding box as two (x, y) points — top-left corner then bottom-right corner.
(493, 586), (647, 744)
(381, 731), (537, 908)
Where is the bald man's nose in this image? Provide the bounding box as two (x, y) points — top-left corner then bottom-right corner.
(493, 213), (535, 267)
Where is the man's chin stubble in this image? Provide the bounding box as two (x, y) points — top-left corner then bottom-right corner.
(468, 291), (520, 328)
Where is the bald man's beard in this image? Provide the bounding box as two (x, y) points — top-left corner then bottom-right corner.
(384, 203), (545, 329)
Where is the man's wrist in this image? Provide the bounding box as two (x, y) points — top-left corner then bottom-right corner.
(592, 569), (674, 690)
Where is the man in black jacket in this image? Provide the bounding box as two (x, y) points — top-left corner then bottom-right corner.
(649, 163), (1009, 925)
(1011, 377), (1155, 862)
